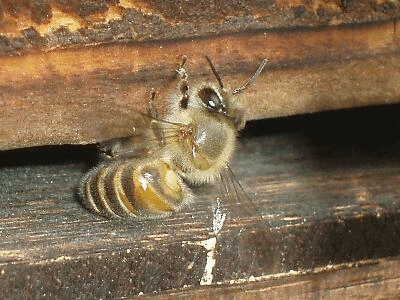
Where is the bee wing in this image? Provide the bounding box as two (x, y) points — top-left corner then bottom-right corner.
(216, 166), (271, 271)
(216, 165), (265, 226)
(99, 112), (178, 160)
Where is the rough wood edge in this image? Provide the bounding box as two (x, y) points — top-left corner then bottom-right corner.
(147, 258), (400, 299)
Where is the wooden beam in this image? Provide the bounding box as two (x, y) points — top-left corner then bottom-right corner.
(1, 20), (400, 150)
(148, 259), (400, 300)
(2, 106), (400, 297)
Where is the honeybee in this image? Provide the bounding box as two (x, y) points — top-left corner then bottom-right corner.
(80, 56), (267, 219)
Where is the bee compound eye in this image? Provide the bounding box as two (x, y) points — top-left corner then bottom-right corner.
(198, 87), (224, 112)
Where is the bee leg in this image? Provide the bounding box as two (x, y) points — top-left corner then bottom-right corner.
(98, 139), (125, 161)
(176, 55), (187, 79)
(176, 55), (190, 109)
(146, 88), (166, 147)
(147, 88), (158, 119)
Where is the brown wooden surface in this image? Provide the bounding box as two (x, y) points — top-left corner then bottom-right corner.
(149, 258), (400, 299)
(0, 2), (400, 150)
(1, 105), (400, 298)
(0, 0), (398, 55)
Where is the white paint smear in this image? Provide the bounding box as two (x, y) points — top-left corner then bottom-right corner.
(198, 237), (217, 285)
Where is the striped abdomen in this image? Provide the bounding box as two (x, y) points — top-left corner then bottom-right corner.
(81, 159), (193, 218)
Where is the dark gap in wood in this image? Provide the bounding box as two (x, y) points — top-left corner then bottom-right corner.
(2, 102), (400, 167)
(0, 144), (98, 168)
(243, 102), (400, 159)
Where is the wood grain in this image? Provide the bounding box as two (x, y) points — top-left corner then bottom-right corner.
(0, 1), (398, 55)
(1, 20), (400, 150)
(148, 259), (400, 299)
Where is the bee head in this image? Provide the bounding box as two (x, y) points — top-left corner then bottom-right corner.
(174, 56), (266, 131)
(197, 56), (267, 131)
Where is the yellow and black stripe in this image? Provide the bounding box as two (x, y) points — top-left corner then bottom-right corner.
(81, 159), (193, 219)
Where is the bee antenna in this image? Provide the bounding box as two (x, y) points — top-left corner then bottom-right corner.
(205, 56), (224, 89)
(232, 59), (268, 95)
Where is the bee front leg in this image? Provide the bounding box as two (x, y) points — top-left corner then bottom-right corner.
(146, 88), (166, 147)
(176, 55), (190, 109)
(147, 88), (158, 119)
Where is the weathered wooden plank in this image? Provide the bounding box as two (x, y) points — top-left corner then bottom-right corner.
(148, 258), (400, 299)
(0, 1), (399, 56)
(1, 20), (400, 150)
(1, 105), (400, 298)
